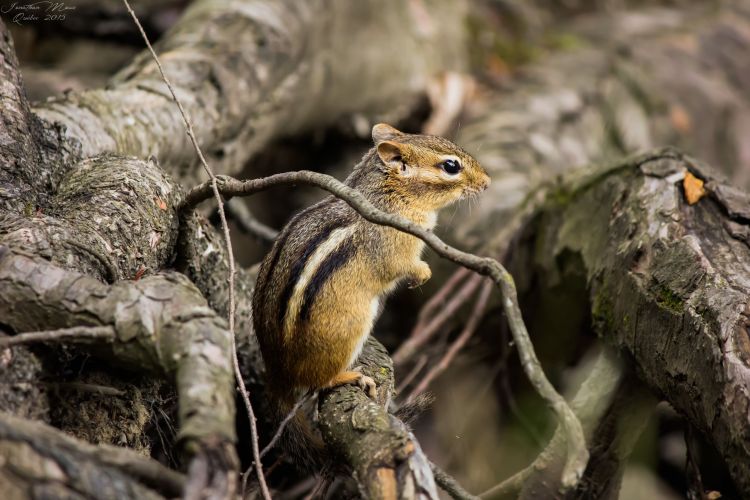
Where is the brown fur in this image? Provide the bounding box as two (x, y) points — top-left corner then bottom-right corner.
(251, 124), (489, 469)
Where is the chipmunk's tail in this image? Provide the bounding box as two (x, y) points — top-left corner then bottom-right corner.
(271, 387), (328, 473)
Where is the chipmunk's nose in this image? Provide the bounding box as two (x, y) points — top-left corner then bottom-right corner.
(480, 173), (491, 191)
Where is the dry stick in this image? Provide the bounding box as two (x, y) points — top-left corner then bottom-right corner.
(393, 273), (483, 365)
(120, 2), (270, 498)
(0, 326), (115, 347)
(395, 353), (428, 394)
(394, 268), (473, 389)
(259, 394), (310, 459)
(183, 171), (589, 489)
(430, 460), (480, 500)
(226, 198), (279, 242)
(240, 393), (310, 493)
(415, 267), (471, 326)
(409, 199), (539, 366)
(406, 279), (493, 403)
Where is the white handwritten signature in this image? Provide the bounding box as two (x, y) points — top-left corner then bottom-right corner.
(1, 1), (75, 25)
(1, 1), (75, 14)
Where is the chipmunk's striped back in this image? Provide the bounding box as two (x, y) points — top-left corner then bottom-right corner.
(251, 124), (489, 471)
(253, 196), (369, 389)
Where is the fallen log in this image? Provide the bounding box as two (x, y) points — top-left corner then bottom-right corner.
(505, 149), (750, 496)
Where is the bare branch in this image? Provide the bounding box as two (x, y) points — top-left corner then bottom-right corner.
(241, 393), (311, 496)
(394, 272), (483, 366)
(226, 199), (279, 243)
(121, 1), (268, 496)
(0, 326), (115, 347)
(430, 461), (480, 500)
(406, 279), (492, 402)
(183, 170), (589, 489)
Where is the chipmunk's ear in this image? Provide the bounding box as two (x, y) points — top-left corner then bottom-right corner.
(377, 141), (411, 175)
(376, 141), (409, 173)
(372, 123), (404, 144)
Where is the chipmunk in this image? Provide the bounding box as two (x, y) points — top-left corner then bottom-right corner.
(252, 123), (489, 467)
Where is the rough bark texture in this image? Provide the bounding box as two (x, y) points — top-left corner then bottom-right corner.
(452, 3), (750, 247)
(0, 0), (472, 496)
(0, 412), (185, 499)
(319, 338), (438, 500)
(0, 21), (50, 213)
(33, 0), (467, 186)
(507, 149), (750, 495)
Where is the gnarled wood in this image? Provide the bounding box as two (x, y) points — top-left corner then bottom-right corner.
(507, 150), (750, 495)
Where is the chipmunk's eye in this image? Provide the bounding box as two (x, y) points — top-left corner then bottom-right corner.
(440, 159), (462, 175)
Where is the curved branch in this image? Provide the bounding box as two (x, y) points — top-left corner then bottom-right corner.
(184, 169), (589, 489)
(319, 337), (440, 499)
(506, 148), (750, 494)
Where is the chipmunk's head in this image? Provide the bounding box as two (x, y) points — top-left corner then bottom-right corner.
(371, 123), (490, 211)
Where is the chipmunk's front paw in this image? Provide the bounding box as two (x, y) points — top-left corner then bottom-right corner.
(406, 261), (431, 289)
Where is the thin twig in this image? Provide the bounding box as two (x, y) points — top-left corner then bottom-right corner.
(430, 460), (479, 500)
(416, 267), (471, 325)
(0, 326), (115, 347)
(44, 382), (126, 397)
(395, 353), (428, 394)
(480, 466), (534, 500)
(411, 195), (540, 364)
(226, 198), (279, 242)
(121, 1), (270, 498)
(406, 279), (492, 403)
(394, 272), (483, 366)
(241, 393), (311, 494)
(394, 268), (472, 391)
(260, 394), (311, 459)
(183, 170), (589, 489)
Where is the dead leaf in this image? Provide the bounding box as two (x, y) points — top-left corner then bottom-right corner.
(683, 171), (706, 205)
(707, 491), (722, 499)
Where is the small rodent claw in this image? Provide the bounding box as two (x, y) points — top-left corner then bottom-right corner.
(406, 262), (432, 289)
(407, 273), (431, 289)
(358, 374), (378, 399)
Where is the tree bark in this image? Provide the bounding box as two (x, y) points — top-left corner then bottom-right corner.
(0, 0), (470, 497)
(33, 0), (468, 186)
(0, 412), (185, 499)
(505, 149), (750, 496)
(452, 3), (750, 246)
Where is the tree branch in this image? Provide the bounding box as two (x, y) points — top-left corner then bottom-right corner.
(121, 1), (265, 496)
(0, 411), (186, 499)
(183, 169), (589, 490)
(504, 148), (750, 494)
(33, 0), (469, 186)
(0, 326), (115, 347)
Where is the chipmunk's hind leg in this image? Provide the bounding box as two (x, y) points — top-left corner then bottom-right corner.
(325, 370), (377, 399)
